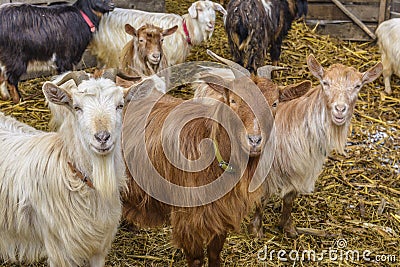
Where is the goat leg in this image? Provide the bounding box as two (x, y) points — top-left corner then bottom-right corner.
(248, 203), (264, 238)
(8, 83), (21, 103)
(183, 242), (205, 267)
(0, 81), (10, 100)
(279, 190), (298, 238)
(207, 232), (227, 267)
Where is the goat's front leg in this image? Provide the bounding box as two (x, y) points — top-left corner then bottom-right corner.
(279, 190), (298, 238)
(183, 242), (205, 267)
(248, 203), (264, 238)
(207, 232), (227, 267)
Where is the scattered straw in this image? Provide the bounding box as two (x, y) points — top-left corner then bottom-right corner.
(0, 0), (398, 266)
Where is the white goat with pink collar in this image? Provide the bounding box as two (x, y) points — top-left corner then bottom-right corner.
(89, 0), (226, 68)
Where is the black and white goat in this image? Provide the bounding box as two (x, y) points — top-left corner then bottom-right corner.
(225, 0), (308, 73)
(0, 0), (115, 103)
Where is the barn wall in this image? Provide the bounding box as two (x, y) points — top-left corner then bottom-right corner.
(306, 0), (394, 41)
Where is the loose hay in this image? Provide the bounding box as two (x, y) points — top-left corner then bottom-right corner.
(0, 0), (399, 266)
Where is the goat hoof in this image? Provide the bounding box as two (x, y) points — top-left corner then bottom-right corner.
(281, 224), (298, 238)
(191, 259), (203, 267)
(247, 222), (264, 238)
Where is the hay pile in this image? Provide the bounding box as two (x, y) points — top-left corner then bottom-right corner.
(0, 0), (399, 266)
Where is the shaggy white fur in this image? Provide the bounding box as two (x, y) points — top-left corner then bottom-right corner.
(0, 76), (129, 266)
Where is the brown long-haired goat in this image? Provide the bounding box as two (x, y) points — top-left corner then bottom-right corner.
(122, 50), (312, 267)
(249, 54), (383, 238)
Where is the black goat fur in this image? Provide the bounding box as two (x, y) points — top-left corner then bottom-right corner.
(0, 0), (114, 102)
(225, 0), (308, 73)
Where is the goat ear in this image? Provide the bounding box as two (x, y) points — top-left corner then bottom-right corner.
(213, 3), (227, 16)
(125, 24), (137, 36)
(42, 82), (73, 107)
(125, 79), (154, 102)
(307, 54), (324, 80)
(206, 81), (230, 103)
(279, 80), (312, 102)
(163, 25), (178, 36)
(362, 62), (383, 85)
(188, 2), (198, 18)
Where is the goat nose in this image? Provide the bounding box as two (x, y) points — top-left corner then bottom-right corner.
(152, 53), (160, 59)
(248, 135), (262, 147)
(95, 131), (111, 144)
(335, 104), (347, 113)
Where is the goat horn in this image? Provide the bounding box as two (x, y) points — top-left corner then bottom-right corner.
(100, 68), (118, 82)
(100, 68), (142, 83)
(206, 49), (250, 78)
(257, 66), (287, 79)
(116, 70), (142, 82)
(55, 71), (89, 86)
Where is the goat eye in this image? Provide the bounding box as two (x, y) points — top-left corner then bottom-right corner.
(117, 104), (124, 110)
(73, 105), (82, 112)
(272, 101), (278, 108)
(355, 84), (362, 90)
(230, 99), (236, 104)
(197, 8), (203, 12)
(322, 81), (329, 87)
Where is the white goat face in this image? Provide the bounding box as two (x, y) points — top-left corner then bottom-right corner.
(307, 54), (383, 126)
(189, 1), (226, 38)
(43, 78), (125, 156)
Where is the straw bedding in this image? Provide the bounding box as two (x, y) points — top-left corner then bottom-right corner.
(0, 0), (398, 266)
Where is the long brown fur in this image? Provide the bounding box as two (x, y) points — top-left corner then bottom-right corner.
(123, 80), (273, 266)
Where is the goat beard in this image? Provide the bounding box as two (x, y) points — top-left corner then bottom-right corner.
(90, 154), (120, 204)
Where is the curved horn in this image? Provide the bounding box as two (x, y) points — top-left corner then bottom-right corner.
(206, 49), (251, 78)
(101, 68), (118, 82)
(55, 71), (89, 86)
(100, 68), (143, 83)
(256, 65), (287, 79)
(116, 70), (142, 82)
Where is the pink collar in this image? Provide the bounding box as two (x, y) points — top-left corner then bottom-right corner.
(80, 10), (96, 33)
(182, 19), (192, 45)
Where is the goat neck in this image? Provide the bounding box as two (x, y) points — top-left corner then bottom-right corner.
(182, 13), (210, 45)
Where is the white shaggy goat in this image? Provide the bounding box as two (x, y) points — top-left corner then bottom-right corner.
(376, 18), (400, 95)
(89, 0), (227, 68)
(249, 54), (383, 238)
(0, 70), (136, 266)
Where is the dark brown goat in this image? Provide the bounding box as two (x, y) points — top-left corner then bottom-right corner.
(122, 68), (275, 267)
(119, 23), (178, 76)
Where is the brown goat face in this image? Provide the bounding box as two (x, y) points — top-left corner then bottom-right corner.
(307, 54), (383, 126)
(126, 24), (177, 65)
(227, 80), (270, 157)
